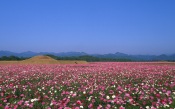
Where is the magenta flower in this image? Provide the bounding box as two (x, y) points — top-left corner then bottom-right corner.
(119, 105), (125, 109)
(76, 100), (82, 105)
(88, 103), (93, 108)
(166, 90), (171, 96)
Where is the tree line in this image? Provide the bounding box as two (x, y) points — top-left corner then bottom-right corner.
(0, 55), (132, 62)
(46, 55), (132, 62)
(0, 56), (28, 61)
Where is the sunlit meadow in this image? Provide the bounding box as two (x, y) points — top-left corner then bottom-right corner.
(0, 62), (175, 109)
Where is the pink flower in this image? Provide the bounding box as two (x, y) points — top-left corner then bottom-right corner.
(72, 93), (77, 97)
(29, 103), (33, 108)
(125, 93), (130, 97)
(20, 94), (24, 97)
(89, 90), (93, 94)
(109, 90), (114, 94)
(9, 83), (14, 87)
(4, 105), (9, 109)
(161, 99), (167, 105)
(42, 102), (45, 105)
(64, 107), (71, 109)
(156, 94), (161, 98)
(1, 93), (4, 97)
(17, 100), (23, 105)
(14, 105), (18, 109)
(107, 104), (111, 108)
(166, 90), (171, 96)
(150, 106), (156, 109)
(117, 86), (122, 90)
(76, 100), (82, 105)
(168, 97), (173, 104)
(3, 100), (7, 103)
(119, 106), (125, 109)
(97, 105), (102, 109)
(88, 103), (93, 108)
(44, 95), (49, 99)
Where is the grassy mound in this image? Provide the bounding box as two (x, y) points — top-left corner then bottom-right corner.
(20, 56), (60, 64)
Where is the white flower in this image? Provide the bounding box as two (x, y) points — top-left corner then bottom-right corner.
(38, 88), (41, 91)
(98, 105), (102, 108)
(50, 102), (53, 106)
(112, 95), (116, 99)
(80, 105), (84, 108)
(88, 96), (92, 101)
(146, 106), (150, 109)
(106, 95), (110, 100)
(70, 91), (73, 94)
(164, 104), (169, 108)
(15, 85), (18, 88)
(31, 98), (39, 102)
(83, 91), (86, 94)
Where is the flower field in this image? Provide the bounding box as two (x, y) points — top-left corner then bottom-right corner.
(0, 62), (175, 109)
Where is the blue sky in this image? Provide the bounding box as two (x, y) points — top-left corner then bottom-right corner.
(0, 0), (175, 55)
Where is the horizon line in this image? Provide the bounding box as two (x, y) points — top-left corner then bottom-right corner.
(0, 50), (174, 56)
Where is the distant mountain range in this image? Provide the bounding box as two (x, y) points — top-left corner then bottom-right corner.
(0, 51), (88, 57)
(0, 50), (175, 61)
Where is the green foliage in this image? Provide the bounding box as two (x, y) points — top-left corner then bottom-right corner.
(0, 55), (132, 62)
(0, 56), (27, 61)
(53, 55), (132, 62)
